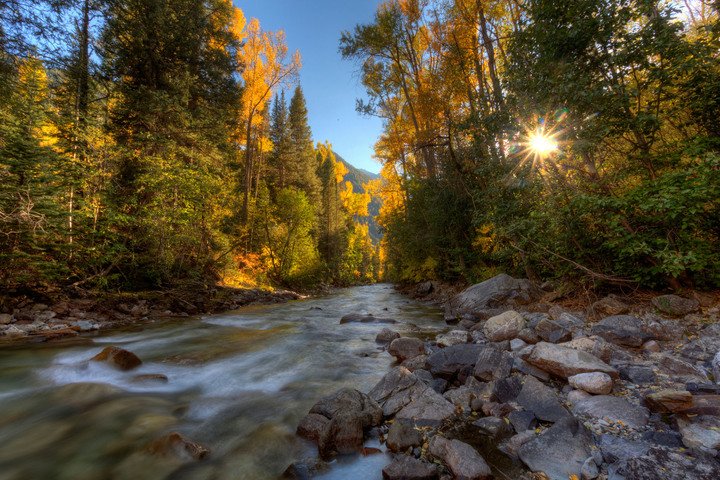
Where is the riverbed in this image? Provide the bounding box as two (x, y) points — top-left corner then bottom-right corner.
(0, 284), (445, 480)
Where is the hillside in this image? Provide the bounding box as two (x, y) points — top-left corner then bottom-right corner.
(334, 152), (382, 243)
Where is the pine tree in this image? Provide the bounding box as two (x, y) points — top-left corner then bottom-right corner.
(269, 91), (292, 190)
(287, 85), (320, 199)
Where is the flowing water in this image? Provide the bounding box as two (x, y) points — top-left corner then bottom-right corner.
(0, 284), (445, 480)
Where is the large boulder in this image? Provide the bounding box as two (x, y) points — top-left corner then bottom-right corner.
(516, 376), (571, 423)
(590, 315), (651, 347)
(436, 330), (470, 347)
(369, 367), (430, 417)
(522, 342), (618, 379)
(483, 311), (526, 342)
(377, 328), (401, 344)
(446, 274), (538, 320)
(518, 418), (593, 480)
(386, 420), (423, 452)
(645, 390), (694, 413)
(676, 415), (720, 451)
(651, 294), (700, 316)
(568, 372), (613, 395)
(318, 413), (364, 457)
(382, 455), (439, 480)
(91, 346), (142, 371)
(309, 388), (383, 428)
(572, 395), (649, 428)
(395, 390), (456, 427)
(428, 436), (492, 480)
(425, 344), (484, 382)
(389, 337), (426, 362)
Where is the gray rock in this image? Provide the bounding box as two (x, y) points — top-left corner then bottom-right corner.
(591, 315), (651, 347)
(473, 416), (511, 439)
(676, 415), (720, 451)
(656, 353), (708, 381)
(567, 389), (592, 405)
(296, 413), (329, 442)
(617, 363), (656, 384)
(318, 412), (364, 457)
(518, 418), (593, 480)
(597, 434), (651, 464)
(508, 410), (537, 432)
(568, 372), (613, 395)
(0, 314), (13, 325)
(473, 344), (513, 381)
(498, 430), (536, 459)
(446, 274), (538, 320)
(523, 342), (618, 379)
(340, 313), (397, 324)
(3, 325), (27, 338)
(713, 351), (720, 384)
(591, 296), (629, 317)
(513, 357), (551, 381)
(652, 295), (699, 316)
(516, 375), (571, 423)
(581, 457), (599, 480)
(387, 420), (423, 452)
(645, 389), (693, 413)
(562, 336), (613, 363)
(572, 395), (649, 428)
(428, 436), (492, 480)
(377, 328), (401, 344)
(613, 446), (720, 480)
(535, 317), (572, 343)
(389, 337), (426, 362)
(484, 310), (526, 342)
(369, 367), (432, 417)
(395, 390), (456, 427)
(382, 455), (439, 480)
(309, 388), (383, 428)
(510, 338), (527, 351)
(401, 354), (429, 372)
(491, 376), (523, 403)
(436, 330), (470, 347)
(425, 344), (483, 382)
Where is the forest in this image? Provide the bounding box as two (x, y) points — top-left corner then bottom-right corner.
(1, 0), (719, 294)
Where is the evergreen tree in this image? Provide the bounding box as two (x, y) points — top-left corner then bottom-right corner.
(269, 91), (292, 190)
(287, 85), (320, 199)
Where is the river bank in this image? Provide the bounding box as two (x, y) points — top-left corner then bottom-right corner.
(0, 286), (303, 345)
(291, 275), (720, 479)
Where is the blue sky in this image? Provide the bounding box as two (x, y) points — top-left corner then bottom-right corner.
(237, 0), (384, 174)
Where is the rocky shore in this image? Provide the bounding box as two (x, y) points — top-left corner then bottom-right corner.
(0, 286), (302, 345)
(289, 274), (720, 479)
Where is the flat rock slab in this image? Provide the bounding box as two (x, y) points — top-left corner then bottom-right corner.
(446, 274), (538, 319)
(591, 315), (650, 347)
(395, 389), (456, 427)
(369, 367), (431, 417)
(389, 337), (426, 362)
(522, 342), (618, 379)
(518, 418), (592, 480)
(429, 436), (492, 480)
(484, 310), (526, 342)
(516, 376), (571, 423)
(645, 390), (693, 413)
(473, 344), (513, 381)
(651, 294), (699, 316)
(572, 395), (649, 428)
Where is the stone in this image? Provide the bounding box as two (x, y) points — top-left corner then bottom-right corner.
(340, 313), (397, 324)
(377, 328), (401, 344)
(499, 430), (536, 460)
(389, 338), (426, 362)
(491, 376), (523, 403)
(387, 420), (423, 452)
(518, 328), (540, 344)
(483, 310), (526, 342)
(3, 325), (27, 338)
(614, 446), (720, 480)
(713, 351), (720, 384)
(642, 340), (661, 352)
(597, 434), (651, 464)
(91, 346), (142, 371)
(319, 412), (364, 457)
(428, 436), (492, 480)
(656, 353), (708, 381)
(382, 455), (439, 480)
(568, 372), (613, 395)
(147, 432), (209, 461)
(436, 330), (469, 347)
(518, 418), (593, 480)
(370, 367), (435, 417)
(684, 395), (720, 415)
(510, 338), (527, 351)
(473, 416), (510, 439)
(282, 457), (329, 479)
(652, 294), (700, 316)
(443, 380), (487, 411)
(591, 296), (629, 317)
(516, 375), (570, 423)
(522, 342), (618, 379)
(425, 344), (483, 382)
(395, 390), (456, 427)
(535, 318), (572, 343)
(572, 395), (649, 428)
(472, 344), (513, 381)
(591, 315), (650, 347)
(296, 413), (329, 442)
(617, 363), (656, 384)
(676, 415), (720, 451)
(131, 373), (169, 384)
(562, 336), (613, 363)
(644, 390), (693, 413)
(446, 274), (539, 320)
(581, 457), (599, 480)
(0, 314), (13, 325)
(681, 324), (720, 362)
(513, 357), (550, 381)
(401, 354), (428, 372)
(567, 389), (592, 405)
(508, 410), (537, 433)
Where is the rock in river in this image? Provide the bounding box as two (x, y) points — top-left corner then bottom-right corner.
(522, 342), (618, 379)
(382, 455), (438, 480)
(377, 328), (401, 344)
(425, 343), (483, 382)
(389, 337), (426, 362)
(386, 420), (423, 452)
(91, 346), (143, 371)
(147, 432), (209, 461)
(340, 313), (397, 324)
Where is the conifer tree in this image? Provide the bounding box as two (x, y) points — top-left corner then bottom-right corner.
(287, 86), (320, 200)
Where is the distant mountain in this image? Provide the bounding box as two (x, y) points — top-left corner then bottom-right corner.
(333, 151), (382, 243)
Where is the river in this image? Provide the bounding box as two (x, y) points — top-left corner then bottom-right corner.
(0, 284), (445, 480)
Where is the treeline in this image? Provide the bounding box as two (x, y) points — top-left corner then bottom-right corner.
(0, 0), (377, 291)
(343, 0), (720, 289)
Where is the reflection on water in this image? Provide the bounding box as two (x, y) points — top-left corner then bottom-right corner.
(0, 284), (444, 480)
